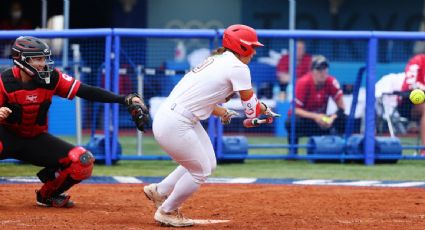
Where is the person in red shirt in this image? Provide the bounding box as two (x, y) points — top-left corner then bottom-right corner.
(0, 36), (149, 208)
(276, 40), (312, 100)
(398, 54), (425, 155)
(285, 55), (346, 153)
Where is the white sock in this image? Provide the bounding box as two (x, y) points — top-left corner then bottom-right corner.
(157, 166), (187, 196)
(160, 172), (200, 212)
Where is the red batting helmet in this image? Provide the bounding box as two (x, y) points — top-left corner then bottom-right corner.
(222, 24), (263, 57)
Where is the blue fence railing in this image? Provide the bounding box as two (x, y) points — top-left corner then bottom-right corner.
(1, 29), (425, 165)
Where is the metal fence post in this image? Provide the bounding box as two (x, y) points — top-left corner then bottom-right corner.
(365, 36), (377, 165)
(112, 35), (121, 162)
(104, 34), (112, 166)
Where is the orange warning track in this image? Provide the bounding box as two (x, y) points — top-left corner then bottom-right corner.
(0, 184), (423, 229)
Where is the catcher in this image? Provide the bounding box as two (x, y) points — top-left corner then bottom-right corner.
(0, 36), (149, 208)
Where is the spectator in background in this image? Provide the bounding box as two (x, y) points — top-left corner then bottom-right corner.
(0, 1), (33, 58)
(285, 55), (346, 153)
(0, 1), (32, 30)
(398, 54), (425, 156)
(276, 40), (312, 100)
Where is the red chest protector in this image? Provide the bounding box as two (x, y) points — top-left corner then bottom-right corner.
(0, 69), (59, 137)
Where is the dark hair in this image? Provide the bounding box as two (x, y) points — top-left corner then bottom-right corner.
(211, 47), (227, 56)
(210, 47), (239, 57)
(311, 55), (329, 70)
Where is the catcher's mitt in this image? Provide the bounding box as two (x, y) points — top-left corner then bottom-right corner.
(125, 93), (149, 132)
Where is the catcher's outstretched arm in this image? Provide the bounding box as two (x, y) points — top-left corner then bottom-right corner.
(76, 84), (149, 131)
(76, 83), (126, 104)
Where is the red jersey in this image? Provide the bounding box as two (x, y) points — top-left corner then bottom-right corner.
(0, 19), (32, 30)
(402, 54), (425, 91)
(0, 67), (81, 137)
(276, 54), (312, 79)
(289, 72), (343, 115)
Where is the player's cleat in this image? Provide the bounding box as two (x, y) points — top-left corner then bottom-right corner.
(36, 190), (74, 208)
(143, 183), (167, 208)
(154, 207), (194, 227)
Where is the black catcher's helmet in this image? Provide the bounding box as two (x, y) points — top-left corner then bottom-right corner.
(11, 36), (54, 85)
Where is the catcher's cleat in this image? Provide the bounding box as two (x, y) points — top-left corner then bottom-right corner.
(154, 207), (194, 227)
(143, 183), (167, 208)
(36, 190), (74, 208)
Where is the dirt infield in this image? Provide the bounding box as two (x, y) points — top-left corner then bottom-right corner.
(0, 184), (423, 229)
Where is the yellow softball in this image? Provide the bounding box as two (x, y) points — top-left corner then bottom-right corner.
(321, 116), (332, 124)
(409, 89), (425, 105)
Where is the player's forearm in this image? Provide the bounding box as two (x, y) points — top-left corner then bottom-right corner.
(239, 89), (269, 117)
(335, 97), (345, 111)
(212, 105), (227, 117)
(295, 108), (318, 120)
(76, 83), (126, 104)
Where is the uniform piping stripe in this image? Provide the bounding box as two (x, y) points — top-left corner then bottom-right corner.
(295, 98), (303, 106)
(66, 80), (78, 99)
(334, 90), (343, 99)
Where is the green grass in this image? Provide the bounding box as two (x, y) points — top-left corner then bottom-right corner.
(1, 135), (424, 181)
(2, 160), (425, 180)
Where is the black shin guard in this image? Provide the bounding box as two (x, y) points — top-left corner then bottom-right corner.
(37, 167), (57, 183)
(51, 176), (80, 197)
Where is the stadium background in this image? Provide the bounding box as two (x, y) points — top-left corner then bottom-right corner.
(0, 1), (425, 229)
(1, 0), (422, 31)
(0, 0), (424, 163)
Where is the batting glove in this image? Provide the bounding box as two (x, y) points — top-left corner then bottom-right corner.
(261, 102), (281, 117)
(221, 109), (240, 125)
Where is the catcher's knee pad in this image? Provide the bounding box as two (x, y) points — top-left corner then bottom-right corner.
(39, 147), (94, 198)
(64, 147), (95, 181)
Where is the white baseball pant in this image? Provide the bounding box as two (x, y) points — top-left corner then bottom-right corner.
(152, 102), (217, 212)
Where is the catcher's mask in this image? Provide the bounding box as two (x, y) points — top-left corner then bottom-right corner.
(11, 36), (54, 85)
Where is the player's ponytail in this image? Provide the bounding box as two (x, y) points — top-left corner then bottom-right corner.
(211, 47), (227, 56)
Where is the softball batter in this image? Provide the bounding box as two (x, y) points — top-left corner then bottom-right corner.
(144, 24), (278, 227)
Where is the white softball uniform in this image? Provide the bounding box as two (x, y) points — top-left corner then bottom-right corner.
(152, 51), (252, 212)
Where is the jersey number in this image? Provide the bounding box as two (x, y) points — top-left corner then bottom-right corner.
(192, 57), (214, 73)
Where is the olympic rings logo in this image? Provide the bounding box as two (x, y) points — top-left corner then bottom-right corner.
(165, 19), (224, 30)
(165, 20), (224, 50)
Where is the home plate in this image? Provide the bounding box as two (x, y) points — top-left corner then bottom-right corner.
(192, 219), (230, 225)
